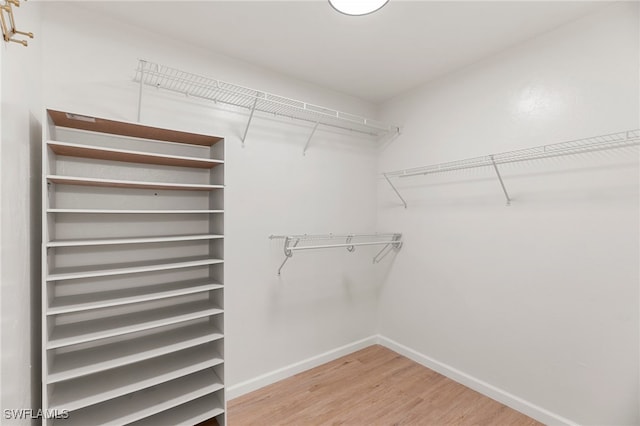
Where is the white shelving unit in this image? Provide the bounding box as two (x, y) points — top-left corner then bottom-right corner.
(383, 129), (640, 207)
(134, 59), (400, 149)
(42, 109), (226, 425)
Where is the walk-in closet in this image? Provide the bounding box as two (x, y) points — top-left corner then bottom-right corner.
(1, 1), (638, 425)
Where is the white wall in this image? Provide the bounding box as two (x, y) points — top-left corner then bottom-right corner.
(377, 3), (639, 425)
(38, 2), (387, 398)
(3, 2), (638, 425)
(0, 2), (43, 424)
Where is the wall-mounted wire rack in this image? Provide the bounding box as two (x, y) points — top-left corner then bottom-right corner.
(383, 129), (640, 208)
(269, 233), (403, 275)
(134, 60), (400, 152)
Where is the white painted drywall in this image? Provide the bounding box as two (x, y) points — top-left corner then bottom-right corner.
(376, 3), (639, 425)
(38, 2), (385, 395)
(0, 2), (43, 425)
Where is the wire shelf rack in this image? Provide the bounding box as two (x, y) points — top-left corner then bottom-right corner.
(134, 60), (400, 146)
(383, 129), (640, 208)
(269, 233), (403, 275)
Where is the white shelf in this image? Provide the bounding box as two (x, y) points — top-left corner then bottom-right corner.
(135, 59), (399, 138)
(47, 141), (223, 169)
(48, 280), (223, 315)
(49, 343), (223, 412)
(54, 371), (223, 426)
(47, 234), (223, 248)
(47, 175), (223, 191)
(129, 392), (224, 426)
(47, 257), (223, 281)
(382, 129), (640, 207)
(48, 321), (223, 383)
(47, 300), (223, 349)
(48, 209), (224, 214)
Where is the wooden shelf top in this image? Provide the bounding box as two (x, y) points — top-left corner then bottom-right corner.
(48, 110), (223, 147)
(48, 141), (223, 169)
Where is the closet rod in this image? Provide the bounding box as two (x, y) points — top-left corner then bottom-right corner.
(270, 233), (403, 275)
(383, 129), (639, 207)
(269, 233), (399, 241)
(288, 240), (401, 251)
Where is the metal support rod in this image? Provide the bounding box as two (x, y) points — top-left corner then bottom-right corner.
(302, 121), (320, 155)
(277, 238), (299, 276)
(241, 97), (258, 147)
(373, 244), (393, 264)
(137, 60), (146, 123)
(7, 36), (25, 45)
(288, 240), (401, 251)
(270, 233), (397, 241)
(490, 155), (511, 206)
(13, 29), (31, 38)
(383, 173), (407, 209)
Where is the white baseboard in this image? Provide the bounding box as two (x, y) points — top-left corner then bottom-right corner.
(377, 335), (579, 426)
(226, 335), (379, 400)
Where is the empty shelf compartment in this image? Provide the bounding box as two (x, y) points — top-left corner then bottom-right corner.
(47, 257), (223, 281)
(48, 279), (222, 315)
(52, 370), (223, 426)
(49, 342), (223, 412)
(48, 320), (223, 383)
(47, 299), (223, 349)
(48, 141), (223, 169)
(128, 391), (224, 426)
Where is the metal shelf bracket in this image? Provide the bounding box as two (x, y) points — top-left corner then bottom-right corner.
(383, 173), (407, 208)
(241, 97), (259, 147)
(373, 234), (403, 264)
(277, 236), (300, 276)
(303, 121), (320, 155)
(490, 155), (511, 206)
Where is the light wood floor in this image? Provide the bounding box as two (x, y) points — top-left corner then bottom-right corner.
(228, 345), (543, 425)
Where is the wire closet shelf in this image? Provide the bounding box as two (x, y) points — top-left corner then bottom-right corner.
(269, 233), (403, 275)
(383, 129), (640, 208)
(134, 60), (400, 146)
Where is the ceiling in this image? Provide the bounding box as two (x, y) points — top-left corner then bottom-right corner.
(77, 1), (605, 103)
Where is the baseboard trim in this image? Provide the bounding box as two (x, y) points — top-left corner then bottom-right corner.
(226, 335), (379, 400)
(377, 335), (579, 426)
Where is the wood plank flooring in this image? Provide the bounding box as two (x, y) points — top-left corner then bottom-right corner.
(228, 345), (543, 425)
